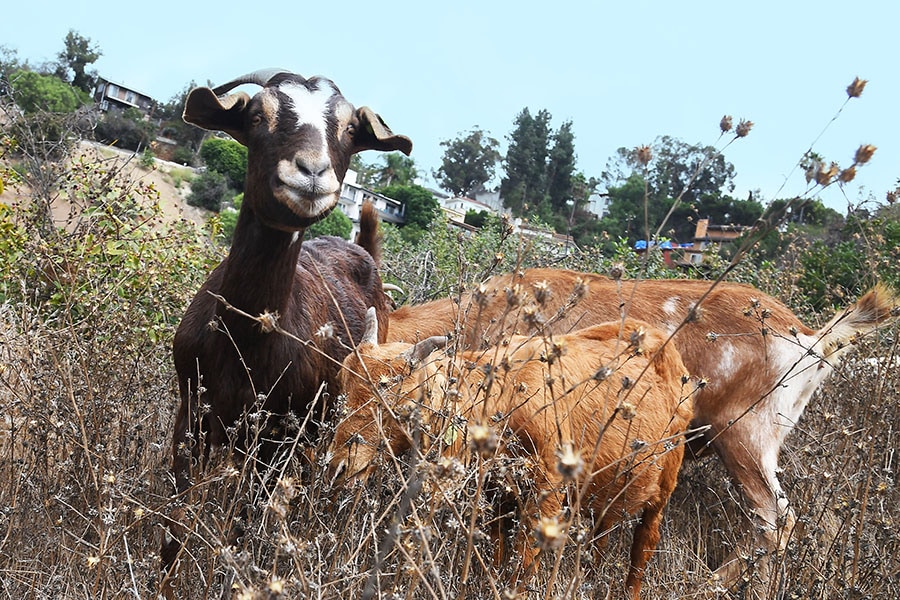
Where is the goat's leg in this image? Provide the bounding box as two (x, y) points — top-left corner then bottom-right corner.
(159, 397), (202, 598)
(510, 488), (565, 591)
(624, 503), (663, 600)
(711, 419), (795, 588)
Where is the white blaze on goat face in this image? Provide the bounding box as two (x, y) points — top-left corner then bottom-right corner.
(271, 79), (343, 218)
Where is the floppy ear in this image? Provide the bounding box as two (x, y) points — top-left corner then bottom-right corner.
(183, 87), (252, 145)
(400, 336), (448, 366)
(353, 106), (413, 156)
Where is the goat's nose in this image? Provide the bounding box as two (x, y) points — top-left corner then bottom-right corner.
(295, 156), (330, 179)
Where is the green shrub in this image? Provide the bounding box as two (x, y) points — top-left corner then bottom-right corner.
(200, 137), (247, 188)
(187, 169), (230, 212)
(306, 208), (352, 240)
(93, 107), (156, 152)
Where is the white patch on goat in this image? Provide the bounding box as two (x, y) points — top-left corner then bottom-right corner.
(281, 82), (333, 147)
(662, 297), (679, 316)
(713, 341), (737, 379)
(764, 335), (833, 444)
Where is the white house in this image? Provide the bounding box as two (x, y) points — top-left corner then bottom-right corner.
(441, 196), (499, 224)
(338, 170), (406, 238)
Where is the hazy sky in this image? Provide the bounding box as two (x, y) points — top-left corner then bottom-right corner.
(4, 1), (897, 213)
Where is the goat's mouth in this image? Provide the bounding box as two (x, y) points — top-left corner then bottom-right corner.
(273, 160), (341, 220)
(273, 184), (339, 220)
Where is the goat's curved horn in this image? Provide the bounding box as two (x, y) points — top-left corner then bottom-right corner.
(382, 283), (404, 295)
(400, 336), (448, 365)
(211, 68), (295, 96)
(360, 307), (379, 346)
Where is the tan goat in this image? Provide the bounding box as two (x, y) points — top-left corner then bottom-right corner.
(386, 268), (899, 582)
(329, 310), (694, 598)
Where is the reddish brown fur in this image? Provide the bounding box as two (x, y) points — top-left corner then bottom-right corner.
(331, 319), (693, 598)
(387, 268), (898, 582)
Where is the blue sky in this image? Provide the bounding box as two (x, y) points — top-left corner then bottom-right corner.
(4, 1), (897, 213)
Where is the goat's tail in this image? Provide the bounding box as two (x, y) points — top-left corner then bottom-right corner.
(355, 200), (382, 266)
(815, 283), (899, 362)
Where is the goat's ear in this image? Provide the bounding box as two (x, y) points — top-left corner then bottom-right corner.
(353, 107), (413, 156)
(400, 336), (448, 366)
(183, 87), (252, 146)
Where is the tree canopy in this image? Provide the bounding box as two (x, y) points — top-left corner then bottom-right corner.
(500, 107), (552, 215)
(54, 30), (101, 94)
(435, 128), (500, 197)
(8, 69), (86, 114)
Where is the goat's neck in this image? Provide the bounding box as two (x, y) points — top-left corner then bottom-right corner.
(217, 205), (304, 326)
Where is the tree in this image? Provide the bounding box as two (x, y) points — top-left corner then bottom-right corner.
(374, 153), (418, 188)
(545, 120), (577, 212)
(54, 30), (101, 94)
(434, 128), (500, 197)
(157, 82), (206, 154)
(600, 136), (742, 241)
(306, 208), (353, 240)
(200, 137), (248, 189)
(380, 183), (440, 240)
(500, 107), (552, 215)
(8, 69), (85, 114)
(349, 155), (378, 187)
(0, 45), (22, 81)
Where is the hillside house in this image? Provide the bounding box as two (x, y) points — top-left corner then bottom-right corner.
(681, 218), (749, 265)
(338, 170), (406, 238)
(93, 77), (156, 116)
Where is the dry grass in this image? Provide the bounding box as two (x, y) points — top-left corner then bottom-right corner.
(1, 265), (897, 599)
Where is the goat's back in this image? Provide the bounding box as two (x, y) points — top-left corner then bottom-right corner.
(467, 318), (692, 515)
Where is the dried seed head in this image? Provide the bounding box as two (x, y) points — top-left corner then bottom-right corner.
(706, 332), (718, 342)
(838, 166), (857, 183)
(618, 401), (637, 420)
(474, 283), (490, 308)
(735, 119), (753, 138)
(681, 373), (690, 385)
(268, 577), (285, 595)
(636, 145), (653, 166)
(522, 305), (546, 330)
(720, 115), (733, 133)
(609, 262), (625, 281)
(854, 144), (876, 165)
(542, 339), (567, 365)
(571, 277), (588, 301)
(886, 190), (897, 205)
(532, 280), (552, 305)
(534, 515), (566, 550)
(629, 326), (646, 352)
(315, 322), (335, 340)
(815, 162), (840, 186)
(846, 76), (867, 98)
(594, 365), (613, 381)
(556, 443), (584, 480)
(469, 423), (498, 457)
(258, 311), (279, 333)
(506, 284), (525, 308)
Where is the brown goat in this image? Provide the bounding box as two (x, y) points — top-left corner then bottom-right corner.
(161, 69), (411, 589)
(386, 268), (899, 582)
(329, 311), (694, 598)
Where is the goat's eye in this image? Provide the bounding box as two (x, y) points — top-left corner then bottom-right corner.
(346, 124), (356, 136)
(250, 114), (263, 127)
